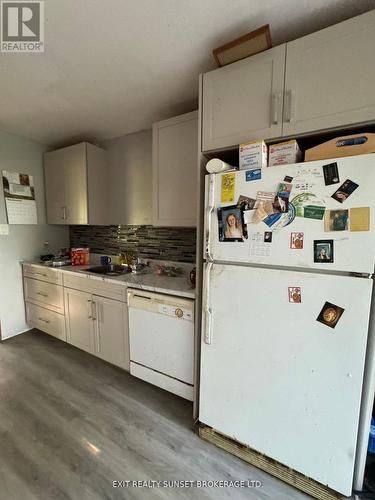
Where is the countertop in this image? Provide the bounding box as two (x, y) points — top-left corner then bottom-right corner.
(23, 261), (196, 299)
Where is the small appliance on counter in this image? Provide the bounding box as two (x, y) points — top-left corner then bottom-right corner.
(40, 248), (71, 267)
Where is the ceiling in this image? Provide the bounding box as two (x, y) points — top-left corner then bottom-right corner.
(0, 0), (374, 146)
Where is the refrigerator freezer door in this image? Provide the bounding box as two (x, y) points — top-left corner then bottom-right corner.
(199, 263), (373, 495)
(206, 154), (375, 274)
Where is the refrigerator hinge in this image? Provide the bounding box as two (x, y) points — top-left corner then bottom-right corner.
(205, 247), (213, 262)
(350, 272), (374, 279)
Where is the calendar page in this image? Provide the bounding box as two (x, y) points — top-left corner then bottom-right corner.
(5, 199), (37, 225)
(2, 171), (38, 224)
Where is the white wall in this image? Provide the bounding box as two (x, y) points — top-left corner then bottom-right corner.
(103, 129), (152, 225)
(0, 131), (69, 339)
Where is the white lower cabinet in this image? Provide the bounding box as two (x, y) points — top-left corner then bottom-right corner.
(26, 302), (66, 341)
(64, 288), (95, 354)
(93, 295), (129, 370)
(64, 287), (129, 370)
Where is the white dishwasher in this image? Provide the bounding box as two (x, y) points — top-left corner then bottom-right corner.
(127, 289), (194, 401)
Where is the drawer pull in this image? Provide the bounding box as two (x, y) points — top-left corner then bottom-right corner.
(33, 272), (48, 277)
(36, 292), (48, 298)
(37, 317), (51, 324)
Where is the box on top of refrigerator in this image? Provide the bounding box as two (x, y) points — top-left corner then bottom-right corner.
(239, 140), (267, 170)
(268, 140), (302, 166)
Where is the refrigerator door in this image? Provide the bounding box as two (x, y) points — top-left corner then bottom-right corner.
(205, 154), (375, 274)
(199, 263), (373, 495)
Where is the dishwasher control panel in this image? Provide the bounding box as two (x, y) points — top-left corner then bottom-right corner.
(158, 304), (193, 321)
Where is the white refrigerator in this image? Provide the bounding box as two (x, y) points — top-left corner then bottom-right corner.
(199, 153), (375, 496)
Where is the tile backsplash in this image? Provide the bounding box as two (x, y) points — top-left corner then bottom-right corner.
(69, 225), (196, 263)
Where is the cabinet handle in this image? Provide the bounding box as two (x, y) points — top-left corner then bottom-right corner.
(87, 299), (92, 319)
(271, 93), (279, 125)
(91, 301), (97, 321)
(36, 292), (48, 297)
(284, 90), (295, 123)
(61, 207), (66, 220)
(37, 317), (50, 324)
(33, 271), (47, 277)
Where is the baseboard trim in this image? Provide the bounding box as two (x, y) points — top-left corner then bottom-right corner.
(1, 327), (33, 341)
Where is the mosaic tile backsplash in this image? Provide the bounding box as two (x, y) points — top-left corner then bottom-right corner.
(69, 226), (196, 263)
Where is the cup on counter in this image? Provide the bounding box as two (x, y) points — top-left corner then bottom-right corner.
(100, 255), (112, 266)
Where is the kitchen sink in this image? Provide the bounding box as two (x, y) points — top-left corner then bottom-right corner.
(85, 264), (128, 276)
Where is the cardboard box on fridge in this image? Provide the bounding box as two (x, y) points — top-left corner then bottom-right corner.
(239, 140), (268, 170)
(268, 140), (302, 166)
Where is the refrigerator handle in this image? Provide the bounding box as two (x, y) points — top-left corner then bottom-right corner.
(203, 262), (213, 345)
(205, 174), (215, 262)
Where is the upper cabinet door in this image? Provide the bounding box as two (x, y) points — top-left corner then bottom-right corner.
(44, 142), (107, 225)
(153, 111), (198, 227)
(63, 143), (88, 225)
(44, 150), (67, 224)
(283, 11), (375, 136)
(202, 45), (286, 152)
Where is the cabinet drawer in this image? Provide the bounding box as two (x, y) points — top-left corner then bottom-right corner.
(23, 264), (63, 285)
(24, 277), (64, 313)
(63, 273), (127, 302)
(26, 302), (66, 341)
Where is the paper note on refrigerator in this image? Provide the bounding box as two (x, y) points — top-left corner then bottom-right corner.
(249, 231), (271, 257)
(221, 173), (236, 203)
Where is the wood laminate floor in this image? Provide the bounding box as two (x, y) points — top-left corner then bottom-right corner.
(0, 330), (311, 500)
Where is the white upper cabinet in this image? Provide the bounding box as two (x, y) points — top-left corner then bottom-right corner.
(201, 10), (375, 151)
(44, 142), (108, 225)
(283, 10), (375, 136)
(202, 45), (286, 152)
(153, 111), (198, 227)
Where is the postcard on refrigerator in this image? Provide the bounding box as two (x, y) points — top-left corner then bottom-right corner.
(350, 207), (370, 231)
(313, 240), (334, 263)
(322, 162), (340, 186)
(291, 192), (325, 218)
(290, 232), (304, 249)
(263, 213), (282, 228)
(288, 287), (301, 303)
(316, 302), (344, 329)
(331, 179), (359, 203)
(272, 182), (292, 214)
(237, 195), (256, 211)
(264, 231), (272, 243)
(324, 210), (349, 232)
